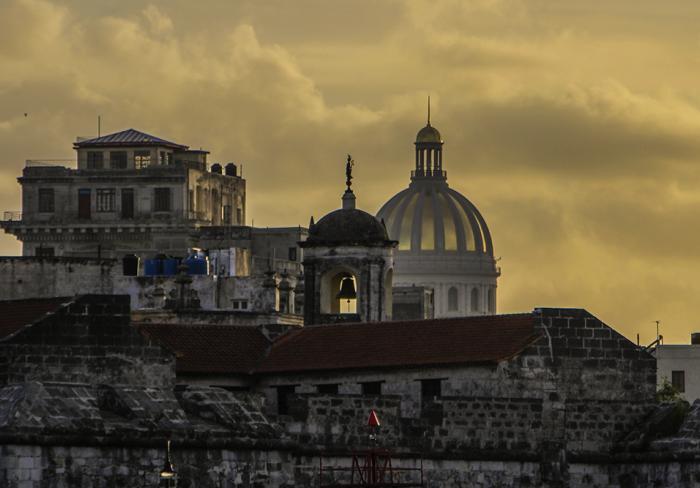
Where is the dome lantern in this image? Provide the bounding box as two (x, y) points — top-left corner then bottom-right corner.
(413, 96), (445, 180)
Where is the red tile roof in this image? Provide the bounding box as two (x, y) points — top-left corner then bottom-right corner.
(0, 297), (72, 340)
(257, 314), (539, 374)
(137, 324), (271, 374)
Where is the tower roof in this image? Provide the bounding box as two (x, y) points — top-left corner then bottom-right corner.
(305, 207), (391, 247)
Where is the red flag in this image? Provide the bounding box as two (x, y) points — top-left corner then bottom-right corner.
(367, 409), (380, 427)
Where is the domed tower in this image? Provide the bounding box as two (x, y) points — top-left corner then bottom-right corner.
(377, 106), (500, 317)
(301, 156), (397, 325)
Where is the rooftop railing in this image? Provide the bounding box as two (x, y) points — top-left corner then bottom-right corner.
(25, 159), (76, 168)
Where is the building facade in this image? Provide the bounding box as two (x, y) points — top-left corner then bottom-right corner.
(656, 333), (700, 402)
(2, 129), (246, 259)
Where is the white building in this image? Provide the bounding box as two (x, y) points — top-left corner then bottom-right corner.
(376, 115), (500, 317)
(656, 333), (700, 402)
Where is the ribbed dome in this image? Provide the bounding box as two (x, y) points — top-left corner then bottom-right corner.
(416, 124), (442, 143)
(307, 208), (390, 246)
(377, 181), (493, 255)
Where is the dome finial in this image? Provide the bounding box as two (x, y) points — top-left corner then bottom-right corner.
(345, 154), (354, 190)
(343, 154), (356, 209)
(427, 95), (431, 126)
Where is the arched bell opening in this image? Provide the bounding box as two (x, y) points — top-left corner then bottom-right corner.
(320, 267), (360, 315)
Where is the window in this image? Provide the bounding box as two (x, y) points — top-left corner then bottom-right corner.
(223, 205), (232, 224)
(134, 150), (151, 169)
(121, 189), (134, 219)
(154, 188), (171, 212)
(447, 287), (458, 311)
(488, 288), (495, 314)
(672, 371), (686, 393)
(471, 288), (479, 312)
(317, 384), (339, 395)
(420, 379), (442, 399)
(110, 151), (127, 169)
(159, 151), (171, 165)
(232, 299), (248, 310)
(38, 188), (54, 213)
(78, 189), (91, 219)
(288, 247), (297, 262)
(96, 189), (116, 212)
(35, 246), (55, 257)
(360, 381), (382, 396)
(87, 151), (104, 169)
(236, 208), (243, 224)
(276, 385), (297, 415)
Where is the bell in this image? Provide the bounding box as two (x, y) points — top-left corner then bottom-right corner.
(336, 277), (357, 300)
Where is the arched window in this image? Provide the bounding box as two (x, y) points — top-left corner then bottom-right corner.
(447, 287), (459, 311)
(488, 288), (495, 314)
(470, 288), (479, 312)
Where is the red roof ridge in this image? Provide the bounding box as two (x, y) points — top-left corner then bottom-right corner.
(258, 312), (539, 374)
(0, 297), (75, 342)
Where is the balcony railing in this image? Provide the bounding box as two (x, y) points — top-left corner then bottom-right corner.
(25, 159), (76, 168)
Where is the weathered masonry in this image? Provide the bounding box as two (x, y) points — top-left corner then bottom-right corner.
(3, 295), (700, 487)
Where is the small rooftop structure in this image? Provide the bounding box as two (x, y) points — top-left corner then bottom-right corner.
(73, 128), (189, 150)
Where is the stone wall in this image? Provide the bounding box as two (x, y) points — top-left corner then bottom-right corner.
(0, 257), (298, 316)
(5, 445), (700, 488)
(0, 295), (173, 387)
(0, 444), (297, 488)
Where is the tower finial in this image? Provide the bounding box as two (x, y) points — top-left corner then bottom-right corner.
(427, 95), (431, 126)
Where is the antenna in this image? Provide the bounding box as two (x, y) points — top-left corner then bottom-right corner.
(427, 96), (431, 125)
(654, 320), (661, 343)
(97, 115), (101, 137)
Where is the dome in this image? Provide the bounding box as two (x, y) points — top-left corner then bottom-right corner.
(416, 124), (442, 144)
(307, 208), (390, 246)
(377, 181), (494, 255)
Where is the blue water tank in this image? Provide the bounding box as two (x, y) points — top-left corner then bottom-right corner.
(162, 258), (179, 276)
(144, 259), (162, 276)
(185, 256), (209, 275)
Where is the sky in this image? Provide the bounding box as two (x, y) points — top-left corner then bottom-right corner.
(1, 0), (700, 343)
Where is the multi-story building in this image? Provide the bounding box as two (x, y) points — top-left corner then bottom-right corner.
(1, 128), (246, 259)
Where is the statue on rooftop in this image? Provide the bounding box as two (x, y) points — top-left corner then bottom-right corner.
(345, 154), (354, 189)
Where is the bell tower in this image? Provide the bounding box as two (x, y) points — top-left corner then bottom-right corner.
(300, 156), (397, 325)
